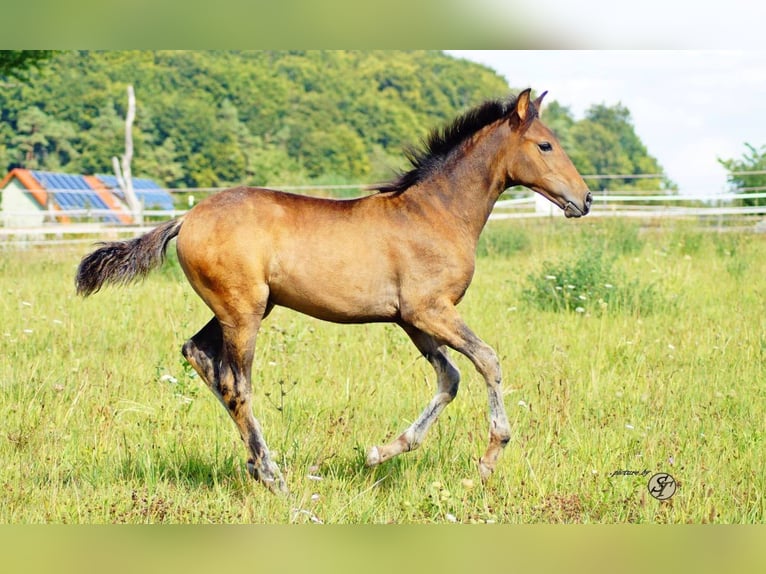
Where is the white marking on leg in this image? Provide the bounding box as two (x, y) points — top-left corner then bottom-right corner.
(366, 446), (381, 467)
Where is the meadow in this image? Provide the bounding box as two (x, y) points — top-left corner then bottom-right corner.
(1, 217), (764, 523)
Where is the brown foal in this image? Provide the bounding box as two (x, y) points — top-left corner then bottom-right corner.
(76, 89), (591, 493)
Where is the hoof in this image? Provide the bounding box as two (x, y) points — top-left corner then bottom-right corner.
(263, 476), (289, 495)
(478, 457), (494, 483)
(248, 460), (289, 495)
(366, 446), (381, 467)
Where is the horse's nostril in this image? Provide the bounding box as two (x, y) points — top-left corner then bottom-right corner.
(585, 192), (593, 207)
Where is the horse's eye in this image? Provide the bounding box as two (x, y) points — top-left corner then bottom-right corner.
(538, 142), (553, 152)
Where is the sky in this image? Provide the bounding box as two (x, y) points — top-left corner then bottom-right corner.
(447, 51), (766, 196)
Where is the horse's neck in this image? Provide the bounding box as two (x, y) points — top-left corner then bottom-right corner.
(414, 127), (509, 240)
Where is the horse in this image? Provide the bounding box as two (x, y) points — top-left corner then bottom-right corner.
(76, 89), (592, 493)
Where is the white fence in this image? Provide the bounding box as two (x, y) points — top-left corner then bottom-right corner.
(491, 190), (766, 220)
(2, 188), (766, 248)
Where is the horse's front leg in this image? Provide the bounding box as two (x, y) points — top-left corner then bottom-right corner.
(366, 323), (461, 466)
(389, 300), (511, 482)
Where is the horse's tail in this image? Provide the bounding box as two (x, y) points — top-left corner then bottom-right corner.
(75, 217), (185, 296)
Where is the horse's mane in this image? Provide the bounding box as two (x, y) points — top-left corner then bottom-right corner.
(372, 95), (525, 194)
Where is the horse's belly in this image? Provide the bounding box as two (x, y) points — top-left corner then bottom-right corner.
(268, 269), (399, 324)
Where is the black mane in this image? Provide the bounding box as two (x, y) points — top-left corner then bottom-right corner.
(372, 95), (519, 194)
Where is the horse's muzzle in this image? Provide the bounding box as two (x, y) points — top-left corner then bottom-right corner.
(563, 192), (592, 218)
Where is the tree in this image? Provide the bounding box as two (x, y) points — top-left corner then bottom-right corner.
(541, 100), (576, 152)
(134, 137), (185, 188)
(543, 101), (673, 193)
(0, 50), (56, 81)
(10, 106), (78, 170)
(0, 50), (669, 193)
(570, 120), (632, 190)
(78, 103), (125, 174)
(719, 143), (766, 207)
(302, 125), (370, 180)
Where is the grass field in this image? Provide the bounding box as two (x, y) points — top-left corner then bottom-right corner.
(1, 218), (764, 523)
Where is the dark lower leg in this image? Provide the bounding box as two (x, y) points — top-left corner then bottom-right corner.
(183, 314), (286, 493)
(218, 325), (287, 493)
(181, 317), (223, 386)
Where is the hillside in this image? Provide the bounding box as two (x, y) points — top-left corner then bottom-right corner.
(0, 50), (669, 192)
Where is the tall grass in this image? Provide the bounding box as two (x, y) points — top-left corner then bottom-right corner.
(1, 219), (764, 523)
(522, 247), (666, 315)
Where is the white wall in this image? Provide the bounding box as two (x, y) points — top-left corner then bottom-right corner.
(1, 178), (46, 227)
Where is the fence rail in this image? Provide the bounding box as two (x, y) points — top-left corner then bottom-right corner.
(2, 188), (766, 247)
(491, 190), (766, 220)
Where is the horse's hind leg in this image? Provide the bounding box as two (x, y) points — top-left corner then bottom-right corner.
(182, 308), (286, 493)
(366, 323), (461, 467)
(182, 317), (223, 386)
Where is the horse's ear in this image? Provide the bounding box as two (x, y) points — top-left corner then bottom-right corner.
(516, 88), (531, 120)
(532, 90), (548, 113)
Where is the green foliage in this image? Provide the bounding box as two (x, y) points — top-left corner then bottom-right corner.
(712, 233), (750, 277)
(586, 218), (645, 256)
(0, 50), (56, 81)
(718, 143), (766, 206)
(0, 50), (669, 196)
(0, 50), (509, 189)
(544, 101), (674, 193)
(665, 222), (706, 256)
(476, 220), (530, 257)
(523, 245), (663, 315)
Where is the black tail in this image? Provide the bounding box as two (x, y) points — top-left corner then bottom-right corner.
(75, 217), (185, 296)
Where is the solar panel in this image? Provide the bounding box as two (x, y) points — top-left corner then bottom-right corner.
(96, 175), (175, 210)
(29, 170), (120, 223)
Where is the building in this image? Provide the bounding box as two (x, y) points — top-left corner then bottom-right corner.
(0, 168), (174, 227)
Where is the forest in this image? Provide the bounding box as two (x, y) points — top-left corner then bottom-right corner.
(0, 50), (672, 193)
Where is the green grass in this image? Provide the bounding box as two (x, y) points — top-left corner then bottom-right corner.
(1, 218), (764, 523)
